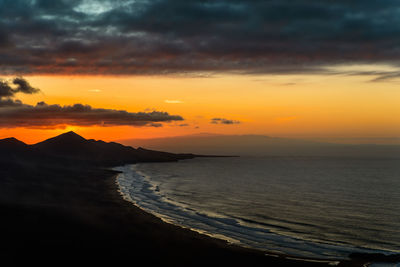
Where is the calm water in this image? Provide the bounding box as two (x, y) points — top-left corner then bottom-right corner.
(116, 156), (400, 260)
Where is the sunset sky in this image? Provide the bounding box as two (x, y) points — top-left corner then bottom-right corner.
(0, 0), (399, 144)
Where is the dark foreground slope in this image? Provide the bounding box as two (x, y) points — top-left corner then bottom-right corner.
(0, 132), (373, 266)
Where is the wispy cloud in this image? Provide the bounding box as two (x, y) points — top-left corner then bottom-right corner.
(210, 118), (241, 125)
(165, 100), (184, 104)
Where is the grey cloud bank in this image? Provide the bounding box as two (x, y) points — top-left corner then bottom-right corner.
(0, 0), (399, 79)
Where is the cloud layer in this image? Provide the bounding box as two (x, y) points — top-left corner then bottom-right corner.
(0, 101), (183, 129)
(1, 0), (400, 77)
(0, 77), (183, 129)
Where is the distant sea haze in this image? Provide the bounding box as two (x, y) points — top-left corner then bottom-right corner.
(120, 134), (400, 158)
(117, 156), (400, 261)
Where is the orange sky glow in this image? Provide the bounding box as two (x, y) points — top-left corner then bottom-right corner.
(1, 72), (399, 145)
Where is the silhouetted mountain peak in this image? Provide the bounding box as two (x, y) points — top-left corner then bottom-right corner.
(55, 131), (86, 141)
(32, 131), (89, 154)
(0, 137), (27, 149)
(0, 137), (25, 144)
(42, 131), (86, 143)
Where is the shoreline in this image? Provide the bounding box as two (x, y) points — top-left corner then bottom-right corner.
(0, 160), (391, 266)
(112, 163), (400, 267)
(112, 166), (345, 266)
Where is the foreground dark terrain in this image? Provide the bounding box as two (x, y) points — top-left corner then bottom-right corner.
(0, 132), (391, 266)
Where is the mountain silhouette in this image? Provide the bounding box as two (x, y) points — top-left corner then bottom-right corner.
(0, 131), (196, 167)
(33, 131), (88, 155)
(0, 137), (28, 151)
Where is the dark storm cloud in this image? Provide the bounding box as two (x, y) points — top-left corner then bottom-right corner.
(211, 118), (241, 125)
(12, 77), (40, 94)
(1, 0), (400, 78)
(0, 77), (39, 97)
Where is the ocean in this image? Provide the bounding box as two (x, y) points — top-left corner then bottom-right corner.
(116, 156), (400, 261)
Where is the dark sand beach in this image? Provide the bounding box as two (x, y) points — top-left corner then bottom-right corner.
(0, 159), (366, 267)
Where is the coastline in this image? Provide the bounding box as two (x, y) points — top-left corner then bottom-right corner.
(113, 168), (344, 266)
(0, 160), (381, 266)
(109, 169), (339, 266)
(113, 162), (400, 267)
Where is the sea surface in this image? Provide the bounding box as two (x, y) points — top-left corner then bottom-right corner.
(116, 156), (400, 261)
